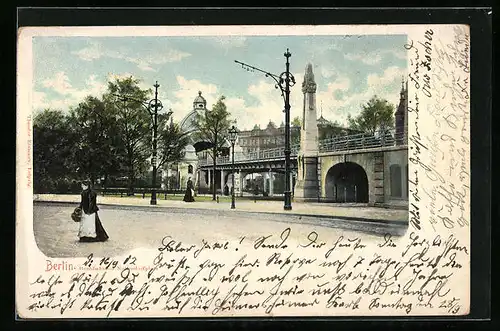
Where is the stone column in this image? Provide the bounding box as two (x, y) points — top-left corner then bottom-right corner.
(269, 170), (274, 196)
(370, 151), (385, 205)
(294, 63), (319, 202)
(208, 170), (212, 189)
(263, 172), (268, 193)
(199, 170), (208, 189)
(239, 172), (244, 197)
(220, 170), (225, 194)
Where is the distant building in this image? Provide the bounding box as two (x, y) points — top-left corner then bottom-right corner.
(237, 120), (301, 155)
(316, 117), (363, 140)
(295, 105), (363, 141)
(161, 91), (210, 191)
(236, 112), (362, 157)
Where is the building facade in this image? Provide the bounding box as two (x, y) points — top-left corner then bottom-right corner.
(161, 91), (208, 191)
(237, 121), (301, 155)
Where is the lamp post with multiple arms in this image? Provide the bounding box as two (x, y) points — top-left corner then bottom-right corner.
(228, 125), (238, 209)
(114, 81), (172, 205)
(235, 48), (295, 210)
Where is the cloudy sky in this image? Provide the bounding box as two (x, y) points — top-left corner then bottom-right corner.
(32, 34), (407, 130)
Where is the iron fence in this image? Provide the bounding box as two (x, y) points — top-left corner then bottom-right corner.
(319, 126), (407, 153)
(197, 127), (407, 166)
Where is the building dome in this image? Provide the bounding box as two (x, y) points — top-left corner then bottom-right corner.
(180, 91), (209, 136)
(179, 111), (198, 135)
(193, 91), (207, 110)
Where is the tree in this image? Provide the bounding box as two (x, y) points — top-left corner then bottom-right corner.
(103, 77), (153, 194)
(68, 96), (122, 186)
(194, 95), (233, 201)
(157, 121), (189, 172)
(347, 96), (395, 135)
(291, 116), (301, 127)
(33, 109), (78, 192)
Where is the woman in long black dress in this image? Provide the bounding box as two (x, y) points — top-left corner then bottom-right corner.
(78, 181), (109, 242)
(183, 177), (195, 202)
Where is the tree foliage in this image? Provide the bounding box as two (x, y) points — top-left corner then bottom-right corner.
(68, 96), (124, 185)
(33, 109), (78, 192)
(347, 96), (395, 134)
(157, 121), (189, 169)
(32, 75), (192, 194)
(194, 95), (233, 200)
(291, 116), (301, 127)
(102, 77), (153, 193)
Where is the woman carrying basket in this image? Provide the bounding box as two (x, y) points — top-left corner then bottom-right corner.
(75, 181), (109, 242)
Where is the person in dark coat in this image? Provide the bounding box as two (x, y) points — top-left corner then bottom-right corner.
(253, 184), (259, 202)
(183, 177), (195, 202)
(78, 181), (109, 242)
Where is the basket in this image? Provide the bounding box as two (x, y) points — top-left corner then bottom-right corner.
(71, 207), (82, 222)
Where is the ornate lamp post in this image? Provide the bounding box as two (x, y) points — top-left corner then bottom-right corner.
(114, 81), (172, 205)
(235, 48), (296, 210)
(228, 125), (238, 209)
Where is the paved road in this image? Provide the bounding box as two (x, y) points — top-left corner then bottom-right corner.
(33, 203), (408, 258)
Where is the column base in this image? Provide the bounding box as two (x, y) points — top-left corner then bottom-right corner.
(294, 156), (319, 201)
(294, 179), (319, 200)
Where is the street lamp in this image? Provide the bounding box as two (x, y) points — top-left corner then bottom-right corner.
(228, 125), (238, 209)
(235, 49), (295, 210)
(114, 81), (173, 205)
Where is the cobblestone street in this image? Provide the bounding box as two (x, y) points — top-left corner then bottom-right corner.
(33, 202), (407, 258)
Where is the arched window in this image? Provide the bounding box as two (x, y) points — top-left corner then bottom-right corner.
(188, 164), (193, 174)
(390, 164), (402, 197)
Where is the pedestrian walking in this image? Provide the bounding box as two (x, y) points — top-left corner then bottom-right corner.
(76, 180), (109, 242)
(183, 177), (195, 202)
(253, 184), (259, 202)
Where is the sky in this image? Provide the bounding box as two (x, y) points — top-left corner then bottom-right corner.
(32, 34), (407, 130)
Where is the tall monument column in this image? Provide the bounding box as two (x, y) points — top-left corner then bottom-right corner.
(294, 63), (319, 202)
(395, 78), (408, 145)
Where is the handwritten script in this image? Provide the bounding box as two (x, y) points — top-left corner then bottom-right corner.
(406, 25), (470, 232)
(27, 228), (470, 317)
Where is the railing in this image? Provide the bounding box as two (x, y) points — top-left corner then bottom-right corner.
(319, 126), (407, 153)
(198, 144), (300, 166)
(198, 127), (407, 166)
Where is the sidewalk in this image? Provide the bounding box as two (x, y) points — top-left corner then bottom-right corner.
(33, 194), (408, 223)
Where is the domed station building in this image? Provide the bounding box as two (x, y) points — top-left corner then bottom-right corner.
(161, 91), (231, 194)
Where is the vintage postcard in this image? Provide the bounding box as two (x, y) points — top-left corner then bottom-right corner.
(16, 24), (471, 318)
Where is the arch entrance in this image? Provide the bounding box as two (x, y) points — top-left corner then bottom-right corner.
(325, 162), (368, 203)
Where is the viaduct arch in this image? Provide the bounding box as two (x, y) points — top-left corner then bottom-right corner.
(324, 162), (369, 202)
